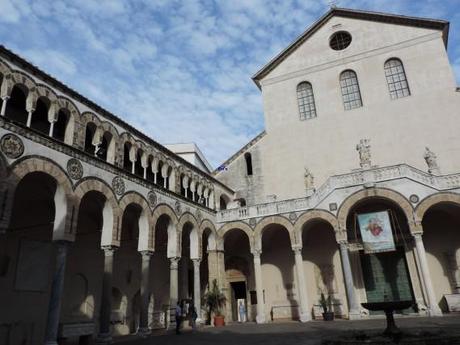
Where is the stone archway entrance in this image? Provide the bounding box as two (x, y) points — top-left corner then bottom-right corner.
(345, 198), (418, 315)
(225, 257), (249, 322)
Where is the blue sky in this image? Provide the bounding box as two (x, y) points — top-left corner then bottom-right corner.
(1, 0), (459, 168)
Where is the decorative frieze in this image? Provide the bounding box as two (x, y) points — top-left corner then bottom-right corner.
(112, 176), (125, 196)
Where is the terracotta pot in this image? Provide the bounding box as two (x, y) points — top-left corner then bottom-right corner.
(322, 312), (334, 321)
(213, 315), (225, 327)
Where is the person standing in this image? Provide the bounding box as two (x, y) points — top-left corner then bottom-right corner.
(175, 302), (182, 334)
(238, 301), (246, 323)
(191, 305), (198, 331)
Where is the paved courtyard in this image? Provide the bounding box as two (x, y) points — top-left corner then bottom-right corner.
(115, 315), (460, 345)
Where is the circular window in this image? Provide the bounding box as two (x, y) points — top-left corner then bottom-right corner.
(329, 31), (352, 51)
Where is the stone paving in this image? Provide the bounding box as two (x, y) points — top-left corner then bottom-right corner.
(115, 315), (460, 345)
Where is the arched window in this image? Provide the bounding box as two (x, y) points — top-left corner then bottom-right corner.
(53, 109), (69, 142)
(5, 85), (28, 124)
(123, 142), (132, 170)
(30, 97), (50, 134)
(340, 70), (362, 110)
(296, 82), (317, 120)
(244, 152), (253, 176)
(84, 122), (96, 155)
(384, 58), (410, 99)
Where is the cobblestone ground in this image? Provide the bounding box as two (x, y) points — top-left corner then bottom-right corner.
(114, 315), (460, 345)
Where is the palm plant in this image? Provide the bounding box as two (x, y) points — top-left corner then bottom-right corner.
(203, 279), (227, 320)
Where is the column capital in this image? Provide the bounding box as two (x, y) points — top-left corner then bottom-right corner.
(101, 245), (118, 256)
(169, 256), (180, 269)
(252, 249), (262, 258)
(292, 246), (303, 255)
(412, 231), (423, 239)
(192, 258), (202, 264)
(2, 95), (10, 101)
(338, 239), (349, 246)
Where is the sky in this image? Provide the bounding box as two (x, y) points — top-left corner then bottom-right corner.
(1, 0), (459, 168)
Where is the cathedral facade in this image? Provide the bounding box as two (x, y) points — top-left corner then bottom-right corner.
(1, 7), (460, 345)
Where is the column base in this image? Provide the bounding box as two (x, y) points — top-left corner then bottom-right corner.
(299, 312), (311, 323)
(348, 309), (361, 320)
(256, 314), (266, 324)
(95, 333), (112, 344)
(428, 306), (443, 317)
(137, 327), (151, 337)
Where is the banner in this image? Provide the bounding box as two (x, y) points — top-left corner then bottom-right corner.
(357, 211), (395, 253)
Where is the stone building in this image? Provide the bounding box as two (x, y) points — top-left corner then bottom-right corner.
(1, 7), (460, 345)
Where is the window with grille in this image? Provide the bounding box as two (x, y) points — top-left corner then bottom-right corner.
(330, 31), (352, 51)
(340, 70), (363, 110)
(297, 82), (317, 120)
(384, 59), (410, 99)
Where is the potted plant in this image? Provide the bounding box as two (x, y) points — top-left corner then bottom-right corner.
(320, 292), (334, 321)
(203, 279), (227, 326)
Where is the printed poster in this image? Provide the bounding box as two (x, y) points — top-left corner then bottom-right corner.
(357, 211), (395, 253)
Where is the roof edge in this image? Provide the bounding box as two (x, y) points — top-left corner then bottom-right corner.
(252, 7), (449, 89)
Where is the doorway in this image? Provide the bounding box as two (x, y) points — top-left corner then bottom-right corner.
(230, 281), (247, 322)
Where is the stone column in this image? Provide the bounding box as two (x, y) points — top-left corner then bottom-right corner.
(138, 251), (153, 336)
(192, 259), (202, 322)
(44, 241), (70, 345)
(26, 110), (33, 127)
(338, 241), (361, 319)
(252, 250), (266, 323)
(293, 247), (310, 322)
(0, 96), (9, 116)
(413, 233), (442, 316)
(170, 257), (180, 305)
(454, 249), (460, 294)
(97, 246), (117, 344)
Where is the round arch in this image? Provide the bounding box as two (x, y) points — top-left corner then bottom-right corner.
(294, 210), (339, 246)
(253, 215), (294, 251)
(151, 203), (179, 255)
(119, 191), (153, 251)
(200, 219), (218, 251)
(337, 188), (414, 233)
(218, 221), (254, 253)
(74, 177), (120, 246)
(177, 212), (199, 258)
(415, 192), (460, 224)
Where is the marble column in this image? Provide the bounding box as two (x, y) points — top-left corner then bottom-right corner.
(168, 257), (180, 329)
(26, 110), (33, 127)
(253, 251), (266, 323)
(413, 233), (442, 316)
(97, 246), (117, 344)
(192, 259), (202, 322)
(338, 242), (361, 319)
(454, 249), (460, 294)
(0, 96), (9, 116)
(44, 241), (70, 345)
(293, 247), (310, 322)
(138, 251), (153, 336)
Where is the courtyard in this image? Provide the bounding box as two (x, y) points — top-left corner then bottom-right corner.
(114, 316), (460, 345)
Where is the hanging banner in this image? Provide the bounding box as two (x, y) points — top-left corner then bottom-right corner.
(357, 211), (396, 254)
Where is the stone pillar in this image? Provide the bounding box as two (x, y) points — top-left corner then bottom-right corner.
(192, 259), (202, 322)
(97, 246), (117, 344)
(413, 233), (442, 316)
(44, 241), (70, 345)
(454, 249), (460, 294)
(293, 247), (310, 322)
(48, 121), (55, 137)
(138, 251), (153, 336)
(252, 250), (265, 323)
(0, 96), (9, 116)
(338, 242), (361, 319)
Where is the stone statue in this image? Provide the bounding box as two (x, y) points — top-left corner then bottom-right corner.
(424, 147), (440, 174)
(356, 139), (371, 169)
(304, 168), (314, 190)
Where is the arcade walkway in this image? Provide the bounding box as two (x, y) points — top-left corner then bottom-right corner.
(115, 315), (460, 345)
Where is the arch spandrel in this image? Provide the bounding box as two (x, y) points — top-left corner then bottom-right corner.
(415, 192), (460, 224)
(253, 215), (295, 251)
(337, 187), (414, 233)
(293, 210), (339, 246)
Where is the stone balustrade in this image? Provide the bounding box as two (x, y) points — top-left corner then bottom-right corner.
(217, 164), (460, 223)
